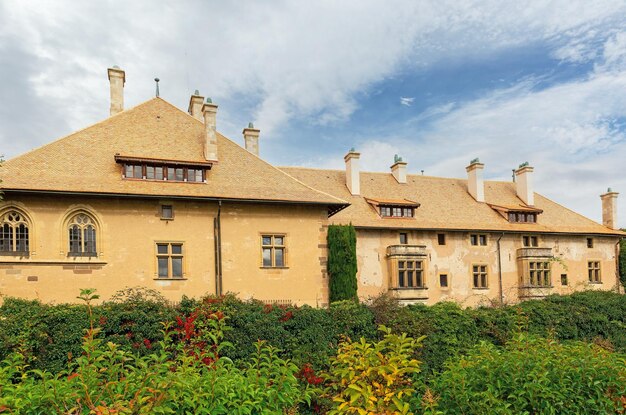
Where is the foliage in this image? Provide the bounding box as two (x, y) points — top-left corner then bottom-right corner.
(327, 224), (358, 302)
(322, 326), (424, 415)
(432, 333), (626, 414)
(620, 235), (626, 289)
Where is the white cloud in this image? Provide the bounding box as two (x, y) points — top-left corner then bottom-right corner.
(400, 97), (415, 106)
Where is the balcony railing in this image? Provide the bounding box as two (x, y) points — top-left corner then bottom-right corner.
(517, 247), (553, 259)
(386, 245), (427, 257)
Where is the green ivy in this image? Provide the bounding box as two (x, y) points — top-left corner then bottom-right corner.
(327, 224), (358, 303)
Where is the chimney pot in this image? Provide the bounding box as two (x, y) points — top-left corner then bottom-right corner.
(202, 101), (218, 161)
(600, 189), (619, 230)
(188, 90), (204, 121)
(344, 150), (361, 195)
(466, 159), (485, 202)
(514, 164), (534, 205)
(391, 156), (407, 184)
(107, 66), (125, 116)
(243, 124), (261, 156)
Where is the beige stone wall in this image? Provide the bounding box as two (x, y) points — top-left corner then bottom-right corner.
(0, 195), (328, 306)
(355, 229), (619, 306)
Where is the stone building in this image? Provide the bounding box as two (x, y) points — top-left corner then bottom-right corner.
(0, 67), (622, 305)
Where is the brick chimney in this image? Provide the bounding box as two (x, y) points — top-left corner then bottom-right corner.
(515, 162), (534, 206)
(243, 122), (260, 156)
(466, 158), (485, 202)
(188, 90), (204, 121)
(107, 66), (125, 116)
(344, 149), (360, 195)
(600, 188), (619, 229)
(391, 155), (407, 184)
(202, 98), (218, 161)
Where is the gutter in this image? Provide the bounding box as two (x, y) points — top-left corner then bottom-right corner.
(213, 200), (223, 296)
(496, 232), (505, 304)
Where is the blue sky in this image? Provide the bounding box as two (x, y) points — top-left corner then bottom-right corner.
(1, 0), (626, 226)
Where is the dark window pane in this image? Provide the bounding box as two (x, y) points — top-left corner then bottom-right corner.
(158, 257), (169, 277)
(69, 225), (81, 253)
(407, 271), (414, 287)
(262, 236), (272, 246)
(399, 261), (405, 269)
(274, 236), (284, 246)
(416, 271), (423, 287)
(187, 169), (196, 182)
(16, 224), (28, 252)
(479, 235), (487, 245)
(171, 258), (183, 277)
(155, 167), (163, 180)
(275, 248), (284, 267)
(437, 234), (445, 245)
(171, 244), (182, 255)
(471, 235), (477, 245)
(399, 271), (405, 287)
(157, 244), (168, 254)
(262, 248), (272, 266)
(84, 226), (96, 254)
(161, 205), (173, 219)
(0, 224), (13, 251)
(440, 274), (448, 287)
(133, 165), (142, 178)
(125, 165), (133, 178)
(167, 167), (175, 180)
(146, 166), (155, 180)
(175, 168), (184, 181)
(399, 233), (408, 244)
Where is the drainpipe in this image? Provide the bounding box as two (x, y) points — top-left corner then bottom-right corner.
(213, 200), (223, 296)
(496, 233), (505, 304)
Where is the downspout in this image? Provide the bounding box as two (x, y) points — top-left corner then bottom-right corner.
(213, 200), (223, 296)
(496, 233), (505, 304)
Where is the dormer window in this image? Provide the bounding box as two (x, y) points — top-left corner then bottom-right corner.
(508, 212), (537, 223)
(365, 198), (420, 219)
(115, 155), (212, 183)
(488, 203), (543, 224)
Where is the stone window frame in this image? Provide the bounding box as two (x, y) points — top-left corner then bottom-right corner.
(525, 261), (551, 287)
(586, 237), (594, 248)
(67, 212), (98, 257)
(396, 259), (425, 288)
(61, 207), (102, 259)
(587, 260), (601, 284)
(0, 207), (32, 257)
(439, 273), (449, 288)
(260, 234), (287, 268)
(472, 264), (488, 288)
(522, 235), (539, 248)
(155, 241), (185, 279)
(437, 233), (446, 245)
(470, 233), (488, 247)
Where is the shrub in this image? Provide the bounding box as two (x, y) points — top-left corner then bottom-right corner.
(327, 224), (358, 302)
(432, 334), (626, 414)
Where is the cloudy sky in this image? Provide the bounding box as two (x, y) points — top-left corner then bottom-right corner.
(1, 0), (626, 226)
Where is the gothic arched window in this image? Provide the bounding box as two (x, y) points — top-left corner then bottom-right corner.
(68, 213), (97, 257)
(0, 210), (30, 255)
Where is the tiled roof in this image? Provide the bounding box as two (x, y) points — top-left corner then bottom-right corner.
(0, 98), (346, 208)
(280, 167), (625, 236)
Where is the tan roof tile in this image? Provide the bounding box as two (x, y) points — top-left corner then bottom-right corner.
(0, 98), (346, 208)
(280, 167), (624, 236)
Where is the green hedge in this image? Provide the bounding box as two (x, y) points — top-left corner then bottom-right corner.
(0, 289), (624, 377)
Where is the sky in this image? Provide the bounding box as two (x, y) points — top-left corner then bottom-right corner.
(1, 0), (626, 227)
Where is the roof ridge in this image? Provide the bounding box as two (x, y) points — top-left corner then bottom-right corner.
(4, 98), (162, 164)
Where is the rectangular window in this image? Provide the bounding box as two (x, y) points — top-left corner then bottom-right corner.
(156, 243), (184, 279)
(470, 234), (487, 246)
(124, 164), (142, 178)
(588, 261), (601, 283)
(523, 235), (538, 247)
(187, 169), (203, 182)
(586, 238), (594, 248)
(399, 233), (408, 244)
(528, 261), (551, 287)
(472, 264), (488, 288)
(167, 167), (175, 181)
(380, 206), (414, 218)
(261, 235), (286, 267)
(561, 274), (568, 286)
(380, 207), (391, 217)
(509, 212), (537, 223)
(437, 233), (446, 245)
(161, 205), (173, 220)
(398, 260), (424, 288)
(439, 274), (448, 287)
(146, 166), (164, 180)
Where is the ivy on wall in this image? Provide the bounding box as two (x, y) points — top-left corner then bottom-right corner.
(327, 224), (358, 303)
(619, 234), (626, 290)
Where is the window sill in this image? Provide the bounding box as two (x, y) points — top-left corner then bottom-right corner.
(67, 254), (98, 258)
(587, 281), (603, 285)
(390, 286), (428, 290)
(0, 251), (30, 257)
(160, 218), (174, 221)
(154, 278), (188, 281)
(472, 287), (490, 290)
(520, 285), (554, 289)
(260, 266), (289, 269)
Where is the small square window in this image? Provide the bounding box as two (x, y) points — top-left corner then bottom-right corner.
(586, 238), (593, 248)
(399, 233), (408, 244)
(439, 274), (448, 287)
(471, 234), (487, 246)
(161, 205), (173, 220)
(561, 274), (568, 286)
(437, 233), (446, 245)
(261, 235), (286, 268)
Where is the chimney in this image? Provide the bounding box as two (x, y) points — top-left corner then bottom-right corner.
(515, 162), (534, 205)
(600, 188), (619, 229)
(107, 66), (125, 116)
(243, 122), (260, 156)
(466, 158), (485, 202)
(188, 90), (204, 121)
(344, 149), (360, 195)
(202, 98), (218, 161)
(391, 155), (407, 184)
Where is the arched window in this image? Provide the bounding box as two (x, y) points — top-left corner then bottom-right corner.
(0, 210), (30, 255)
(68, 213), (97, 257)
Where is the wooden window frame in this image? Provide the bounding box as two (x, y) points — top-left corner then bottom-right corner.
(587, 260), (601, 283)
(124, 163), (205, 183)
(472, 264), (488, 288)
(397, 259), (425, 288)
(155, 242), (185, 279)
(380, 205), (414, 218)
(261, 234), (287, 268)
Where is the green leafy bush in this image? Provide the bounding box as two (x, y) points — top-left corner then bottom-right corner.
(431, 334), (626, 414)
(327, 224), (358, 302)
